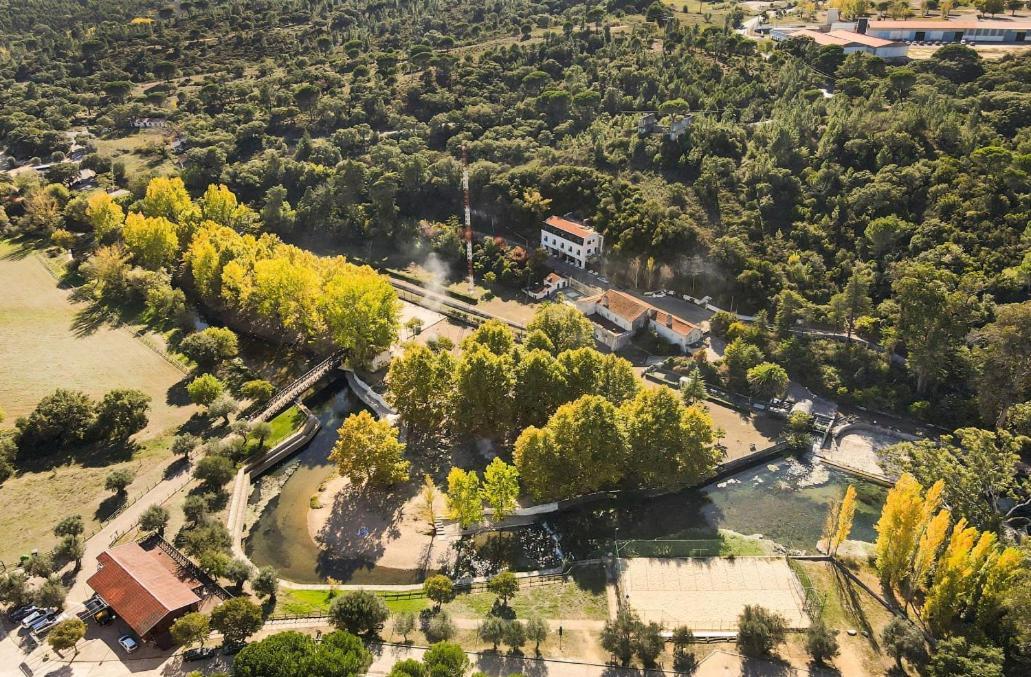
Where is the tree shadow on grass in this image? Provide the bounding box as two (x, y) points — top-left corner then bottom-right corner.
(741, 655), (794, 676)
(833, 565), (878, 651)
(94, 492), (127, 521)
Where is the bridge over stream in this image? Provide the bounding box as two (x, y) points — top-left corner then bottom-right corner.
(249, 350), (346, 423)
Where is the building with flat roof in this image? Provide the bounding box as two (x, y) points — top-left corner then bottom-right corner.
(575, 289), (703, 352)
(773, 27), (908, 59)
(864, 19), (1030, 44)
(541, 215), (604, 269)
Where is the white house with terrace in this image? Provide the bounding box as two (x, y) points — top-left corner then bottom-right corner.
(540, 215), (604, 269)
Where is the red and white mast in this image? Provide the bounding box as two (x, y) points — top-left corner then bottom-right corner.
(462, 144), (474, 291)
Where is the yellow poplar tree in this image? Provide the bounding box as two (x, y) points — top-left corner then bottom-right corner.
(909, 508), (951, 599)
(830, 484), (857, 556)
(328, 410), (409, 488)
(140, 176), (198, 237)
(85, 191), (124, 241)
(876, 473), (930, 587)
(122, 212), (179, 269)
(922, 518), (979, 633)
(447, 467), (484, 528)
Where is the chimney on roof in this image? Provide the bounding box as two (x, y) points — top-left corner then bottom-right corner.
(857, 18), (869, 34)
(666, 314), (673, 329)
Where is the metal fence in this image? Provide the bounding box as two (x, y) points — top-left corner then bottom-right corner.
(615, 539), (726, 559)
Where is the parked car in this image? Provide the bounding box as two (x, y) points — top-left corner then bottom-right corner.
(7, 605), (38, 622)
(93, 608), (115, 625)
(118, 634), (139, 653)
(221, 641), (246, 655)
(31, 613), (63, 635)
(28, 612), (59, 633)
(20, 609), (50, 629)
(183, 646), (217, 662)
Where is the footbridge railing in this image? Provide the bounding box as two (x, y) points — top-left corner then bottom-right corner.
(250, 350), (346, 423)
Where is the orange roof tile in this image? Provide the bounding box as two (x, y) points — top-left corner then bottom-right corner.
(545, 215), (595, 239)
(87, 543), (200, 637)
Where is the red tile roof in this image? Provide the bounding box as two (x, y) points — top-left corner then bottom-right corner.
(826, 29), (897, 47)
(587, 290), (700, 337)
(87, 543), (200, 637)
(545, 215), (595, 239)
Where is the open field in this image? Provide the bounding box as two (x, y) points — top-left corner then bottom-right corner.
(91, 129), (176, 177)
(0, 241), (195, 435)
(0, 433), (184, 563)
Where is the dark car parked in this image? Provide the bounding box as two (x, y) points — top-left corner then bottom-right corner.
(183, 646), (218, 662)
(7, 605), (39, 622)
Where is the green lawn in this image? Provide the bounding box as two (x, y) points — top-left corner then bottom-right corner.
(245, 405), (305, 455)
(275, 588), (429, 616)
(446, 567), (609, 621)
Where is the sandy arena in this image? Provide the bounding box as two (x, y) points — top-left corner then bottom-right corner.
(616, 557), (811, 631)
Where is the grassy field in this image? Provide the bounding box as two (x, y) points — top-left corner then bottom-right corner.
(91, 129), (176, 177)
(244, 405), (305, 455)
(0, 239), (197, 562)
(274, 567), (609, 621)
(0, 433), (183, 563)
(0, 240), (195, 433)
(794, 560), (898, 675)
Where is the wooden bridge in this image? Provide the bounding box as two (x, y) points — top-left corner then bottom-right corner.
(249, 350), (346, 423)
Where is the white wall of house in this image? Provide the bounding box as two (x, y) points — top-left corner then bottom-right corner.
(540, 230), (604, 269)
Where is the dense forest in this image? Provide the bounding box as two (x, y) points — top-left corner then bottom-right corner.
(1, 0), (1029, 428)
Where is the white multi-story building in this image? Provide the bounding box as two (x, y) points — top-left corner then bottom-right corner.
(540, 215), (604, 269)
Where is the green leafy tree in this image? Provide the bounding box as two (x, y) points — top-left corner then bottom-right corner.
(253, 566), (279, 601)
(224, 558), (254, 591)
(480, 458), (520, 521)
(328, 590), (389, 637)
(423, 574), (455, 610)
(187, 374), (225, 406)
(193, 454), (235, 490)
(93, 389), (151, 441)
(210, 597), (263, 644)
(487, 571), (519, 607)
(805, 620), (840, 665)
(736, 605), (787, 657)
(241, 380), (276, 403)
(722, 338), (764, 384)
(513, 349), (564, 428)
(139, 504), (170, 535)
(208, 393), (239, 425)
(105, 468), (134, 496)
(387, 343), (455, 441)
(423, 641), (468, 677)
(16, 389), (96, 452)
(478, 616), (506, 650)
(973, 301), (1031, 427)
(525, 616), (548, 654)
(620, 386), (720, 490)
(329, 411), (410, 487)
(885, 429), (1028, 532)
(47, 618), (86, 657)
(170, 612), (210, 648)
(461, 319), (515, 356)
(881, 617), (928, 671)
(234, 630), (372, 677)
(446, 467), (483, 528)
(503, 619), (526, 652)
(514, 395), (626, 501)
(526, 303), (594, 353)
(54, 515), (84, 538)
(452, 345), (514, 439)
(180, 327), (239, 369)
(426, 611), (457, 642)
(927, 636), (1004, 677)
(634, 621), (665, 668)
(601, 606), (643, 666)
(393, 611), (416, 643)
(746, 362), (789, 400)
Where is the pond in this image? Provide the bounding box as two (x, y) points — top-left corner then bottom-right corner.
(244, 379), (427, 585)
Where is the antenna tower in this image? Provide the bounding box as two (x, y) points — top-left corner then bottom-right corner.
(462, 144), (474, 291)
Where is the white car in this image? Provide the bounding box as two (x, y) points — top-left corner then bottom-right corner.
(118, 634), (139, 653)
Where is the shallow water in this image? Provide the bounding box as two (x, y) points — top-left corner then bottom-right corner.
(247, 383), (886, 583)
(244, 380), (426, 584)
(545, 456), (886, 560)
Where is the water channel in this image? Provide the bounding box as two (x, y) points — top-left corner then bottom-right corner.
(246, 381), (887, 584)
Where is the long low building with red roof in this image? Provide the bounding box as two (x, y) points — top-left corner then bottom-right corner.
(575, 289), (704, 352)
(86, 540), (224, 646)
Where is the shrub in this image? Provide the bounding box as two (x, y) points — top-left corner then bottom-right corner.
(736, 605), (787, 657)
(805, 619), (839, 665)
(328, 591), (389, 637)
(425, 610), (456, 642)
(422, 641), (468, 677)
